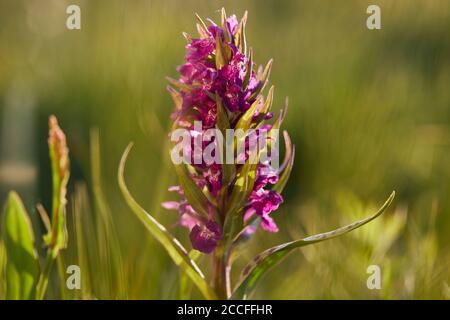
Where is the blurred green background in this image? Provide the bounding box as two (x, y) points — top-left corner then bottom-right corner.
(0, 0), (449, 299)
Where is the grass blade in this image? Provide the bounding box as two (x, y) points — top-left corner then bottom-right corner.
(118, 143), (217, 300)
(231, 191), (395, 299)
(91, 128), (128, 299)
(272, 131), (295, 194)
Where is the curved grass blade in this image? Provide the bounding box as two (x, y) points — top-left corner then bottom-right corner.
(179, 250), (201, 299)
(90, 128), (127, 298)
(231, 191), (395, 300)
(118, 143), (216, 300)
(2, 191), (40, 300)
(272, 131), (295, 194)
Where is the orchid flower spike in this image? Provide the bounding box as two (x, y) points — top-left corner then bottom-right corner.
(163, 9), (294, 254)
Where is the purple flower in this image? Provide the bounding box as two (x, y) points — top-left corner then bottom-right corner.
(244, 189), (283, 233)
(203, 165), (222, 197)
(186, 39), (215, 62)
(163, 11), (294, 254)
(162, 186), (203, 230)
(226, 15), (238, 35)
(189, 221), (222, 254)
(255, 165), (279, 190)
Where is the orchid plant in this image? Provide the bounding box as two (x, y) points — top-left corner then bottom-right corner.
(118, 8), (395, 300)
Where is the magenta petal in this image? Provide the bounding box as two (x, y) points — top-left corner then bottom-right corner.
(161, 201), (180, 210)
(180, 213), (199, 230)
(244, 207), (256, 222)
(168, 186), (181, 193)
(189, 221), (222, 254)
(249, 189), (283, 217)
(226, 15), (238, 35)
(243, 224), (257, 236)
(264, 112), (274, 120)
(261, 214), (279, 233)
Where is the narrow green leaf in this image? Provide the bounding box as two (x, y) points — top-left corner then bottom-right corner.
(182, 32), (192, 43)
(215, 95), (235, 188)
(225, 162), (257, 217)
(220, 8), (227, 30)
(215, 33), (231, 69)
(249, 59), (273, 101)
(2, 191), (40, 300)
(235, 96), (262, 132)
(118, 143), (217, 300)
(196, 24), (209, 39)
(215, 95), (230, 132)
(252, 86), (275, 125)
(223, 162), (258, 245)
(90, 128), (127, 298)
(167, 86), (183, 111)
(195, 13), (210, 38)
(179, 250), (201, 299)
(234, 11), (248, 54)
(220, 8), (231, 43)
(215, 34), (225, 69)
(231, 192), (396, 299)
(243, 48), (253, 90)
(270, 99), (288, 133)
(175, 163), (211, 219)
(262, 86), (274, 115)
(166, 77), (196, 92)
(238, 21), (247, 55)
(272, 131), (295, 194)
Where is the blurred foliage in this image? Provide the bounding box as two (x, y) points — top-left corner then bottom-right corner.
(0, 0), (449, 299)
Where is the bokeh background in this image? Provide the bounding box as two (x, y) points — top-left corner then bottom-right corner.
(0, 0), (449, 299)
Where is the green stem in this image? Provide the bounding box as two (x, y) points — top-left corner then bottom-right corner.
(36, 249), (57, 300)
(57, 255), (67, 299)
(212, 247), (230, 299)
